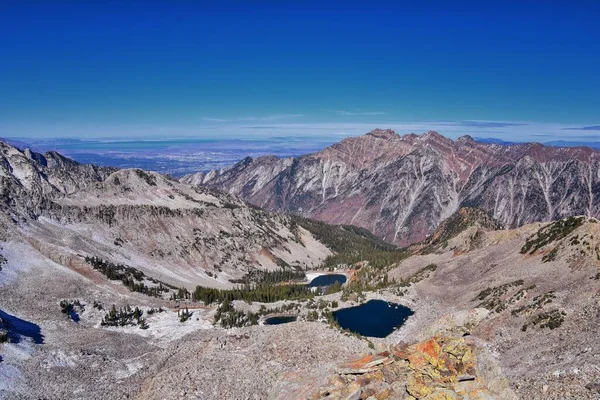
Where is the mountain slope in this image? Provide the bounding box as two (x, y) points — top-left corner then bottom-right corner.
(186, 129), (600, 246)
(0, 140), (408, 290)
(384, 216), (600, 399)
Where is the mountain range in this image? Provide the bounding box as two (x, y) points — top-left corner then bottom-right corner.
(0, 135), (598, 399)
(184, 129), (600, 246)
(0, 140), (342, 290)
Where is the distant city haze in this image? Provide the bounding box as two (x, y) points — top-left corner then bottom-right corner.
(6, 123), (600, 176)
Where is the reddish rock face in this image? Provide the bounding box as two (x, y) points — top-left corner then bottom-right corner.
(315, 336), (516, 399)
(190, 129), (600, 246)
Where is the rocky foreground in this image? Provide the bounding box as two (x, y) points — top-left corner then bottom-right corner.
(316, 336), (516, 400)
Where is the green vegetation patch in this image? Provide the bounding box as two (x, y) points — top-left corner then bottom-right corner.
(290, 216), (408, 270)
(85, 256), (174, 297)
(214, 299), (259, 328)
(170, 287), (191, 301)
(520, 216), (586, 255)
(340, 265), (393, 302)
(101, 304), (148, 329)
(522, 309), (566, 331)
(230, 268), (306, 285)
(258, 302), (302, 317)
(511, 291), (555, 317)
(541, 247), (559, 263)
(193, 283), (315, 305)
(475, 280), (524, 312)
(421, 208), (500, 253)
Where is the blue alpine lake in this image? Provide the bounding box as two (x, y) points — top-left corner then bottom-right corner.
(308, 274), (347, 288)
(263, 315), (297, 325)
(332, 299), (414, 338)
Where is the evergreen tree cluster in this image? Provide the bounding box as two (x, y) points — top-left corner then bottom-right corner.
(257, 302), (301, 316)
(170, 287), (191, 301)
(192, 282), (314, 305)
(340, 264), (395, 301)
(214, 299), (259, 328)
(229, 268), (306, 285)
(101, 304), (148, 329)
(290, 216), (408, 270)
(85, 256), (172, 297)
(323, 280), (343, 295)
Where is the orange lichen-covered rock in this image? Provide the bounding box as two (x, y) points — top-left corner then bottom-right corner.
(406, 374), (434, 398)
(416, 338), (443, 362)
(315, 335), (515, 399)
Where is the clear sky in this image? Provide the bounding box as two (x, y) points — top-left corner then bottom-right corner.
(1, 1), (599, 139)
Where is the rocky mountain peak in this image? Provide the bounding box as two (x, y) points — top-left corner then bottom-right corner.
(44, 150), (79, 168)
(423, 130), (443, 137)
(419, 130), (453, 145)
(365, 128), (399, 140)
(0, 140), (116, 216)
(456, 134), (475, 143)
(24, 148), (48, 166)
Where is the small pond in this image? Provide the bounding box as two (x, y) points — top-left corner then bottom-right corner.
(308, 274), (347, 288)
(263, 315), (297, 325)
(332, 299), (414, 338)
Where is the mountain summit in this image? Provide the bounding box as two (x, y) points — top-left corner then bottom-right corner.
(365, 128), (400, 140)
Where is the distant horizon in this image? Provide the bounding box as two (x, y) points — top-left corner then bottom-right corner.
(5, 119), (600, 143)
(6, 125), (600, 177)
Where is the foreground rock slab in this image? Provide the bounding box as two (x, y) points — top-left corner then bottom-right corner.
(315, 336), (517, 400)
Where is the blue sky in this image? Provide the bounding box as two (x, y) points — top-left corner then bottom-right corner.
(1, 1), (600, 140)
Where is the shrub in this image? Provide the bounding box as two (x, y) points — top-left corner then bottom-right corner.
(521, 217), (585, 254)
